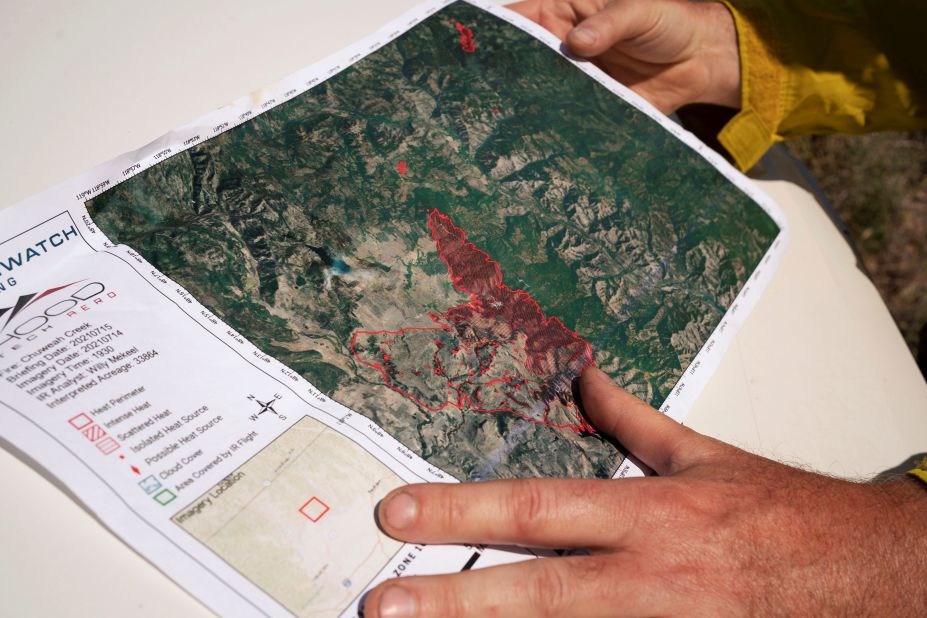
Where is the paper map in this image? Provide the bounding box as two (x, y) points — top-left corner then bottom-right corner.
(0, 1), (786, 615)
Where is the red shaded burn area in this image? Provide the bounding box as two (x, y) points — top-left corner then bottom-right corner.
(451, 19), (476, 53)
(350, 210), (595, 433)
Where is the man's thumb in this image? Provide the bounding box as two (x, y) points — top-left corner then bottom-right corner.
(566, 0), (658, 57)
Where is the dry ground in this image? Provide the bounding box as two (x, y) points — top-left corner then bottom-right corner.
(786, 132), (927, 376)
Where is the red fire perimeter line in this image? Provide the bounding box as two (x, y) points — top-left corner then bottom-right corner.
(350, 209), (594, 433)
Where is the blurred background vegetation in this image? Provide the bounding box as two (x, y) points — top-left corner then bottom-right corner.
(786, 132), (927, 377)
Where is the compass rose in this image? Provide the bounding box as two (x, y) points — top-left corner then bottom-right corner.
(246, 393), (284, 419)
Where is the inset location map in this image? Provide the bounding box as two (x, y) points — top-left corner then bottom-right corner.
(173, 416), (404, 615)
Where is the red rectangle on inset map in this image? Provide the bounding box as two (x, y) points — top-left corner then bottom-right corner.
(81, 424), (106, 442)
(299, 497), (330, 522)
(68, 413), (93, 430)
(95, 437), (120, 455)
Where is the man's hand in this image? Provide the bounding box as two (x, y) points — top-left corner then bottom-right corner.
(507, 0), (741, 113)
(364, 366), (927, 617)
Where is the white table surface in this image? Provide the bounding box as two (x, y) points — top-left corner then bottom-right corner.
(2, 1), (925, 615)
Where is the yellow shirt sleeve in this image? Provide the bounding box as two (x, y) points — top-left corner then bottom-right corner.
(718, 0), (927, 171)
(910, 457), (927, 486)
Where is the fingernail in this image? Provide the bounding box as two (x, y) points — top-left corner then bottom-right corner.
(383, 492), (417, 530)
(379, 586), (417, 618)
(570, 26), (598, 47)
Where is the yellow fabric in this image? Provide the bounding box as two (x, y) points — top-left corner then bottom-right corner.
(909, 457), (927, 486)
(718, 0), (927, 171)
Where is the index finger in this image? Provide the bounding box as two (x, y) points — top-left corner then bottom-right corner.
(506, 0), (584, 41)
(580, 366), (714, 475)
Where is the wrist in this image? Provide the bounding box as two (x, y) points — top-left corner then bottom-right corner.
(693, 2), (742, 109)
(863, 479), (927, 614)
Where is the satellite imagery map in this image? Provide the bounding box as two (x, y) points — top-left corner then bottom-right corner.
(86, 1), (780, 481)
